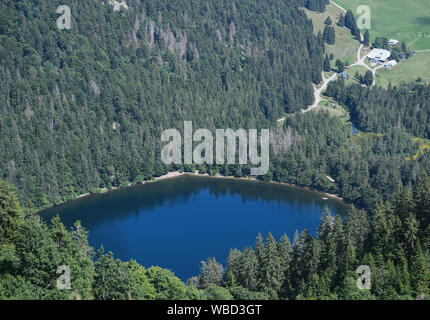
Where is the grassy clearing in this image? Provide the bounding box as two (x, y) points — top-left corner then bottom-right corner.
(351, 129), (383, 147)
(304, 4), (360, 66)
(311, 96), (350, 122)
(407, 137), (430, 160)
(333, 0), (430, 50)
(375, 52), (430, 87)
(343, 65), (368, 84)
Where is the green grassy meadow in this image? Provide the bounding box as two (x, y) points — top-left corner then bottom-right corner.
(304, 4), (360, 66)
(333, 0), (430, 50)
(375, 51), (430, 87)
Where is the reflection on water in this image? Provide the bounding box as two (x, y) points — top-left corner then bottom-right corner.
(40, 175), (348, 280)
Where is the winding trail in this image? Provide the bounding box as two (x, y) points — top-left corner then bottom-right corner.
(277, 72), (338, 123)
(330, 0), (346, 13)
(307, 72), (338, 113)
(277, 0), (382, 123)
(350, 47), (382, 87)
(407, 35), (422, 48)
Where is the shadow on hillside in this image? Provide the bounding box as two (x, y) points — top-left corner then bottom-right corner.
(414, 17), (430, 25)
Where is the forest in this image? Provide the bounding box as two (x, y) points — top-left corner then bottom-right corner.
(0, 0), (323, 210)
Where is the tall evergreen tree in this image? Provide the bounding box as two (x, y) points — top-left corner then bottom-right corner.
(364, 30), (370, 46)
(324, 16), (332, 25)
(258, 233), (284, 299)
(323, 25), (336, 45)
(409, 242), (429, 297)
(323, 54), (331, 72)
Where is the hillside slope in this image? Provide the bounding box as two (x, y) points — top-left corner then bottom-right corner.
(0, 0), (324, 209)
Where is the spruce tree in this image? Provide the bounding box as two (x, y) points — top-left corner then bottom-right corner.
(323, 54), (331, 72)
(370, 203), (389, 259)
(409, 242), (429, 297)
(0, 181), (25, 243)
(258, 233), (284, 299)
(323, 25), (336, 45)
(364, 30), (370, 46)
(414, 176), (430, 238)
(335, 59), (345, 73)
(337, 13), (345, 27)
(363, 70), (374, 86)
(278, 234), (292, 298)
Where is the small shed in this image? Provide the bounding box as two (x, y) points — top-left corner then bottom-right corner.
(389, 39), (399, 46)
(385, 60), (398, 67)
(340, 72), (349, 79)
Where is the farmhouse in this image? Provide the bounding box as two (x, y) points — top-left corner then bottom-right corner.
(368, 49), (391, 63)
(389, 39), (399, 46)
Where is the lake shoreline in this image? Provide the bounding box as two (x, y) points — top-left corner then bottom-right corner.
(41, 171), (346, 213)
(40, 171), (349, 281)
(152, 171), (345, 202)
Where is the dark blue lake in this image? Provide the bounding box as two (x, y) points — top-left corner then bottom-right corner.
(40, 175), (348, 280)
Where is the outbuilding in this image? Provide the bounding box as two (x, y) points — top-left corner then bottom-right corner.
(385, 60), (398, 67)
(389, 39), (399, 46)
(340, 72), (349, 79)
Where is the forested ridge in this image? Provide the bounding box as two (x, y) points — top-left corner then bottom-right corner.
(326, 81), (430, 138)
(0, 0), (324, 210)
(1, 0), (428, 215)
(266, 80), (430, 210)
(0, 0), (430, 301)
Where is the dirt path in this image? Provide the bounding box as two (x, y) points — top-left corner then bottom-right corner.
(330, 0), (346, 13)
(407, 35), (422, 48)
(304, 71), (338, 113)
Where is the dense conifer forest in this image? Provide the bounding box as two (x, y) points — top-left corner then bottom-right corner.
(1, 177), (428, 299)
(0, 0), (324, 210)
(266, 80), (430, 211)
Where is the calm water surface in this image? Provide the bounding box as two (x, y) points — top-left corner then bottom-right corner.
(41, 175), (348, 280)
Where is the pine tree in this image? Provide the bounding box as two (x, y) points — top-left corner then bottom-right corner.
(344, 10), (356, 30)
(409, 242), (429, 297)
(323, 54), (331, 72)
(93, 248), (129, 300)
(383, 260), (400, 299)
(362, 70), (374, 86)
(258, 233), (284, 299)
(278, 234), (292, 298)
(394, 186), (415, 221)
(414, 176), (430, 240)
(404, 213), (420, 257)
(397, 251), (411, 296)
(0, 181), (25, 243)
(370, 203), (389, 260)
(323, 25), (335, 45)
(364, 30), (370, 46)
(354, 27), (361, 41)
(337, 13), (345, 27)
(241, 248), (259, 291)
(197, 257), (225, 289)
(335, 59), (345, 73)
(318, 207), (337, 279)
